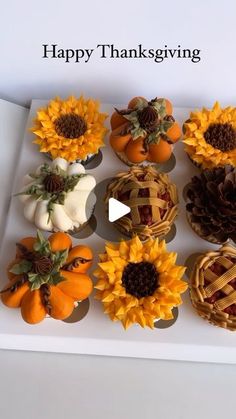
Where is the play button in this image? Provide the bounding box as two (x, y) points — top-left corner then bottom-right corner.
(108, 198), (131, 222)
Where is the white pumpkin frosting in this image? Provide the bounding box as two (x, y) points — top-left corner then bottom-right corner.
(19, 157), (96, 232)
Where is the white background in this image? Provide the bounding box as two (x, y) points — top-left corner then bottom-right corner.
(0, 0), (236, 108)
(1, 1), (236, 418)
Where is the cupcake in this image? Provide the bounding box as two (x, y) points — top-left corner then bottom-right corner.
(105, 165), (178, 241)
(190, 244), (236, 330)
(185, 165), (236, 244)
(0, 231), (93, 324)
(109, 96), (181, 166)
(31, 95), (108, 163)
(183, 102), (236, 169)
(18, 157), (96, 233)
(94, 236), (187, 329)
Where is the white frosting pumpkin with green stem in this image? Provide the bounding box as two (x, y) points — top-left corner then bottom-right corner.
(19, 157), (96, 232)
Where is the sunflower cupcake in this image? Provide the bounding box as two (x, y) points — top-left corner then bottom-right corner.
(183, 102), (236, 169)
(185, 165), (236, 244)
(31, 96), (108, 163)
(105, 165), (178, 241)
(94, 236), (187, 329)
(190, 244), (236, 330)
(109, 96), (181, 166)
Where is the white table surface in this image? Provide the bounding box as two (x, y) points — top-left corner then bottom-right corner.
(0, 99), (235, 418)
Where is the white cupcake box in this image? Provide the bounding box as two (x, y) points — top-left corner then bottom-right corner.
(0, 99), (236, 364)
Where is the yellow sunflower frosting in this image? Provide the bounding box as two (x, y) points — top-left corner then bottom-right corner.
(183, 102), (236, 169)
(94, 236), (187, 329)
(31, 96), (108, 162)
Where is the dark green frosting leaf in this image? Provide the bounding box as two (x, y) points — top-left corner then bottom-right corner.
(9, 259), (32, 275)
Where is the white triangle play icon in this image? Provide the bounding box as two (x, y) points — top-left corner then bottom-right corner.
(108, 198), (131, 222)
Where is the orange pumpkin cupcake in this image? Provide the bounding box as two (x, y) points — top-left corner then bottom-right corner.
(0, 231), (93, 324)
(110, 96), (181, 166)
(105, 165), (178, 241)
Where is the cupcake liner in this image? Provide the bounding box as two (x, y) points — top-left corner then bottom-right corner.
(46, 151), (96, 165)
(67, 220), (90, 237)
(190, 245), (236, 331)
(186, 211), (228, 245)
(115, 151), (134, 167)
(186, 153), (202, 170)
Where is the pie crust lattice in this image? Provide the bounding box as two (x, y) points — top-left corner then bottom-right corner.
(105, 166), (178, 241)
(190, 245), (236, 330)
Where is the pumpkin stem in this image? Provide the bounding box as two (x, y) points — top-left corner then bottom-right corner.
(16, 243), (35, 261)
(40, 284), (52, 315)
(0, 275), (28, 294)
(114, 107), (133, 116)
(62, 257), (92, 271)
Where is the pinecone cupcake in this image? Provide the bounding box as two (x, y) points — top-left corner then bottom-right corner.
(185, 165), (236, 244)
(190, 244), (236, 330)
(105, 165), (178, 241)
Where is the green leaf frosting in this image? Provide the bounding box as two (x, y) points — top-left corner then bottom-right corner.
(33, 230), (51, 256)
(17, 164), (85, 221)
(10, 259), (32, 275)
(10, 230), (68, 291)
(120, 98), (174, 143)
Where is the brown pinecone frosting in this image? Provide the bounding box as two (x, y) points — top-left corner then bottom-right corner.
(190, 245), (236, 330)
(32, 256), (53, 275)
(138, 106), (158, 131)
(186, 165), (236, 244)
(43, 174), (65, 193)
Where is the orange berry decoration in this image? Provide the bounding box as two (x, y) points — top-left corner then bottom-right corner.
(109, 96), (181, 165)
(125, 137), (148, 163)
(147, 140), (172, 163)
(166, 122), (182, 144)
(1, 231), (93, 324)
(109, 123), (132, 152)
(128, 96), (148, 109)
(110, 111), (127, 130)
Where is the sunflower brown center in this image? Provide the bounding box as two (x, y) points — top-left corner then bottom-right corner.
(121, 261), (159, 298)
(54, 113), (87, 139)
(43, 174), (65, 193)
(204, 123), (236, 152)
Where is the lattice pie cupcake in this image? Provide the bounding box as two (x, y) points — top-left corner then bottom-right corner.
(105, 166), (178, 241)
(190, 245), (236, 330)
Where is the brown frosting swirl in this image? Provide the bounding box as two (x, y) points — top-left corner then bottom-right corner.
(138, 106), (158, 131)
(43, 174), (65, 193)
(32, 256), (53, 275)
